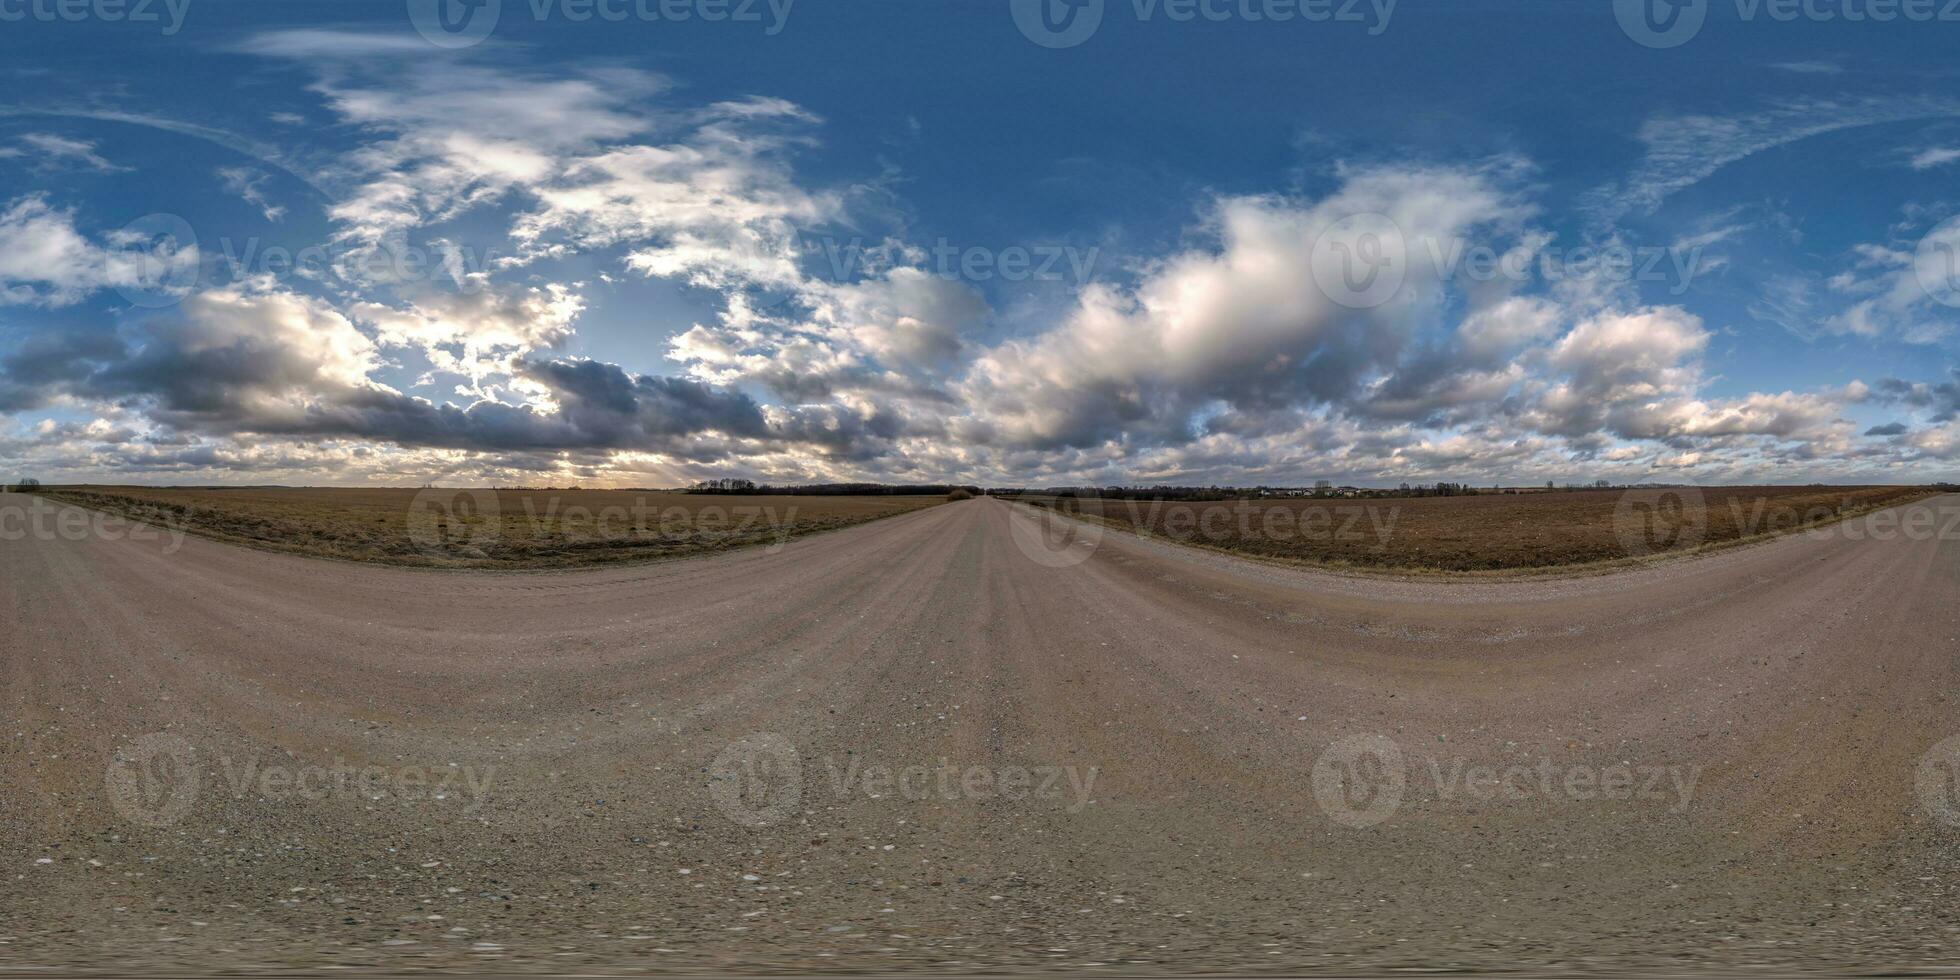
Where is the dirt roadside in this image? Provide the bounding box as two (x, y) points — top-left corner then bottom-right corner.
(3, 494), (1959, 974)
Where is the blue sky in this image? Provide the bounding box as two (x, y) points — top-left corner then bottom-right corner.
(1, 0), (1958, 486)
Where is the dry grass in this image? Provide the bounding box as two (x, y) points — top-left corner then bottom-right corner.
(36, 486), (944, 569)
(1021, 485), (1943, 573)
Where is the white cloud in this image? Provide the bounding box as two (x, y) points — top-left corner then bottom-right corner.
(218, 166), (287, 221)
(15, 133), (125, 172)
(1527, 307), (1710, 439)
(1585, 96), (1960, 235)
(1908, 419), (1960, 459)
(516, 107), (839, 282)
(1457, 296), (1562, 360)
(956, 166), (1528, 451)
(13, 45), (1944, 488)
(1818, 217), (1960, 343)
(234, 28), (441, 59)
(1910, 146), (1960, 170)
(0, 196), (196, 307)
(304, 59), (657, 249)
(353, 281), (583, 393)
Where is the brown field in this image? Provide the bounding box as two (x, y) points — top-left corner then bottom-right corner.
(1020, 485), (1945, 573)
(31, 485), (947, 569)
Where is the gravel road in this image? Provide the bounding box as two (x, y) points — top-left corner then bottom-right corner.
(4, 492), (1960, 975)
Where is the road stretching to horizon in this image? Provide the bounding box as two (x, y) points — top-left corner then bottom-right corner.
(4, 492), (1960, 974)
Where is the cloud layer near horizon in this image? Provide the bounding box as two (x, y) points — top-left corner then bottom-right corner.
(3, 31), (1957, 488)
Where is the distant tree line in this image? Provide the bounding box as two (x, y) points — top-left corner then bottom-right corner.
(5, 477), (40, 492)
(686, 480), (982, 497)
(990, 480), (1640, 500)
(993, 482), (1488, 501)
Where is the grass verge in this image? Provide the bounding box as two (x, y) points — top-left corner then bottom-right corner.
(31, 486), (946, 570)
(1012, 486), (1949, 579)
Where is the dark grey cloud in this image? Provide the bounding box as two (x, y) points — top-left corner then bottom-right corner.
(0, 298), (887, 460)
(0, 329), (126, 411)
(1872, 370), (1960, 422)
(769, 402), (906, 461)
(514, 359), (771, 446)
(122, 357), (777, 455)
(1864, 422), (1909, 436)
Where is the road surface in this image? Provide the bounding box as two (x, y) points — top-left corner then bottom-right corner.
(3, 493), (1960, 974)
